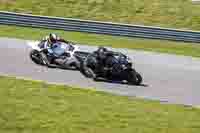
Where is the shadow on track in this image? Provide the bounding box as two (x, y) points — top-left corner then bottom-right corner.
(92, 78), (148, 87)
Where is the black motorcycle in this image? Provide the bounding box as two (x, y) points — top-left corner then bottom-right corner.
(80, 51), (143, 85)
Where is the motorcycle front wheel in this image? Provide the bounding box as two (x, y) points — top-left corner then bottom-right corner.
(29, 50), (43, 65)
(82, 66), (96, 79)
(127, 69), (143, 85)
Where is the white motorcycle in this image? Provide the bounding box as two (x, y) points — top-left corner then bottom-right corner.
(27, 40), (89, 70)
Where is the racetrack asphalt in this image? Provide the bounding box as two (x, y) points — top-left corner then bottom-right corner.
(0, 37), (200, 106)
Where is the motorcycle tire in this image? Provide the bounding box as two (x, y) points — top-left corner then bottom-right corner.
(83, 66), (96, 79)
(29, 50), (43, 65)
(135, 72), (143, 85)
(79, 59), (96, 79)
(127, 69), (142, 85)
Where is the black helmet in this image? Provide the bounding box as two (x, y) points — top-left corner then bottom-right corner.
(97, 47), (107, 58)
(48, 33), (58, 44)
(97, 47), (107, 53)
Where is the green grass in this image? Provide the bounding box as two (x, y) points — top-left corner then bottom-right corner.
(1, 25), (200, 57)
(0, 0), (200, 30)
(0, 75), (200, 133)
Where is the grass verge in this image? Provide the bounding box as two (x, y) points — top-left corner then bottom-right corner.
(0, 75), (200, 133)
(1, 25), (200, 57)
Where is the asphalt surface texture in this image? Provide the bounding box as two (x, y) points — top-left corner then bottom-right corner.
(0, 37), (200, 106)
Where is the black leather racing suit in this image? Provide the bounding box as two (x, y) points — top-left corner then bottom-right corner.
(93, 50), (116, 77)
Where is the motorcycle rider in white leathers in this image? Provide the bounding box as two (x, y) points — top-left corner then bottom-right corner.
(39, 33), (72, 68)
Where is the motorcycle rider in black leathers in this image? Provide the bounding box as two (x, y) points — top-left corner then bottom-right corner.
(92, 47), (116, 77)
(39, 33), (70, 68)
